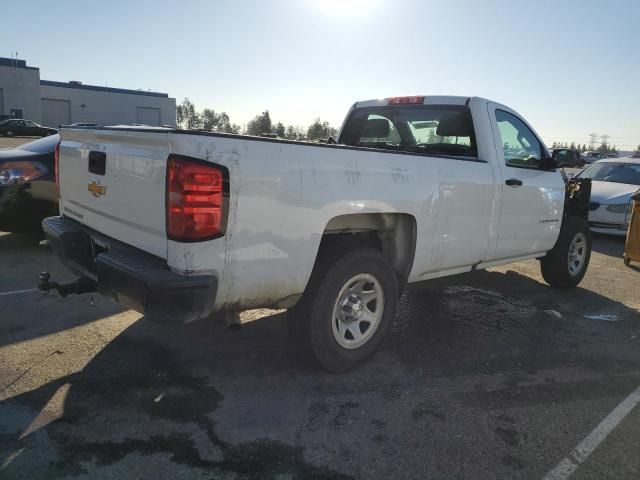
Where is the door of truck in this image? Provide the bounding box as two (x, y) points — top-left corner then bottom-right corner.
(487, 103), (565, 260)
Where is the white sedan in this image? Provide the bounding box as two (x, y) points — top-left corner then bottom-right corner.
(575, 158), (640, 236)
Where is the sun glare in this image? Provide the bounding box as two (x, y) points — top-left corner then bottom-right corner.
(311, 0), (381, 15)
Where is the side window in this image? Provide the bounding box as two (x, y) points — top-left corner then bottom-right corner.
(555, 149), (570, 166)
(358, 114), (401, 146)
(495, 110), (542, 168)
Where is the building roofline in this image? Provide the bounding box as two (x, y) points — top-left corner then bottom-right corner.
(40, 80), (170, 98)
(0, 56), (40, 71)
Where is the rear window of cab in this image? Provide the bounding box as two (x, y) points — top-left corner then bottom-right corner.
(339, 105), (478, 158)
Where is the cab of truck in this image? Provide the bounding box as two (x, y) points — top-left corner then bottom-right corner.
(584, 151), (608, 163)
(553, 148), (586, 168)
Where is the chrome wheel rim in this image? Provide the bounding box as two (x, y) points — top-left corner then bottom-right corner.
(568, 232), (587, 276)
(332, 273), (384, 350)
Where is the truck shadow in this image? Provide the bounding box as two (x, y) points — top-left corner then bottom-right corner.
(393, 268), (640, 376)
(2, 269), (639, 478)
(0, 232), (126, 349)
(0, 313), (349, 479)
(0, 231), (42, 249)
(591, 233), (626, 258)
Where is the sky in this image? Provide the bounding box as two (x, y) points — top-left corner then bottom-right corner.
(3, 0), (639, 150)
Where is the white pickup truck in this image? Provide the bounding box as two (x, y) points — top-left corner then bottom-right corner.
(40, 95), (592, 371)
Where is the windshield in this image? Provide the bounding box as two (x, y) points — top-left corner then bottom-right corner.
(16, 134), (60, 153)
(576, 161), (640, 185)
(339, 105), (477, 158)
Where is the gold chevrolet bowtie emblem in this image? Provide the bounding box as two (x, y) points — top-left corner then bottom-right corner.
(88, 180), (106, 197)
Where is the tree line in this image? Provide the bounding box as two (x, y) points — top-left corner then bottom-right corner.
(176, 98), (337, 142)
(550, 141), (619, 154)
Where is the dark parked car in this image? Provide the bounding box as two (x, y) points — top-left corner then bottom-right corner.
(0, 134), (59, 232)
(0, 119), (57, 137)
(552, 148), (586, 168)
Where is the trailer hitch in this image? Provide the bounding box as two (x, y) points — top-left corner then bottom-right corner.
(38, 271), (97, 298)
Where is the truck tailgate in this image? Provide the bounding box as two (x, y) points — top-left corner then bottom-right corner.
(57, 129), (170, 259)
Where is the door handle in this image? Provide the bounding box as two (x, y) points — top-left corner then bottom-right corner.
(505, 178), (523, 187)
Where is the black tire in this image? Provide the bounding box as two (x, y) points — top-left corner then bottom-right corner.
(5, 130), (14, 137)
(288, 247), (398, 373)
(540, 216), (591, 288)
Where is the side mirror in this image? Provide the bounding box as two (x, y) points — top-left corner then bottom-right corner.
(540, 155), (559, 170)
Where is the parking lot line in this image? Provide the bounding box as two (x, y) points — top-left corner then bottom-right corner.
(0, 288), (38, 297)
(543, 385), (640, 480)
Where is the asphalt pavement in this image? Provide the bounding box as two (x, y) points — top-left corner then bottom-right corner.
(1, 229), (639, 479)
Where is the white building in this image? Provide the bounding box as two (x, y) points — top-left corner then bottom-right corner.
(0, 57), (176, 127)
(0, 57), (41, 122)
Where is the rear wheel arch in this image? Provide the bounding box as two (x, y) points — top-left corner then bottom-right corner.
(312, 212), (417, 294)
(288, 245), (399, 371)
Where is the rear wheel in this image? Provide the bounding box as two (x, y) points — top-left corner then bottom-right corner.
(288, 247), (398, 372)
(5, 130), (14, 137)
(540, 216), (591, 288)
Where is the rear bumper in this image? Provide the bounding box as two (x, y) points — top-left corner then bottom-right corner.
(42, 216), (217, 322)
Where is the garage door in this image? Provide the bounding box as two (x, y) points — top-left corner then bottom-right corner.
(42, 98), (71, 127)
(136, 107), (161, 125)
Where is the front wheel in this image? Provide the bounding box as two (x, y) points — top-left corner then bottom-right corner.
(288, 247), (398, 372)
(540, 216), (591, 288)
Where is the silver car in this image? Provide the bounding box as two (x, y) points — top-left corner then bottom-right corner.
(575, 158), (640, 236)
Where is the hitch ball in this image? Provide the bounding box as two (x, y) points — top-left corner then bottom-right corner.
(38, 271), (52, 293)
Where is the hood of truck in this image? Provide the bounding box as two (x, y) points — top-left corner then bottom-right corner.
(58, 129), (170, 259)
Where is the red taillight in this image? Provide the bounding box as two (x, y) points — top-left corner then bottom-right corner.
(54, 141), (61, 197)
(166, 155), (227, 241)
(388, 96), (425, 105)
